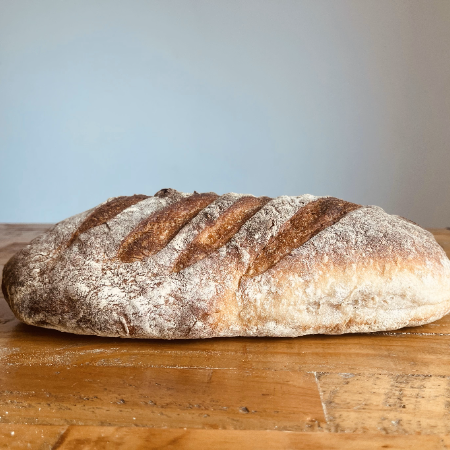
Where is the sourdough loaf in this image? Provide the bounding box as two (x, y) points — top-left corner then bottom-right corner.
(2, 189), (450, 339)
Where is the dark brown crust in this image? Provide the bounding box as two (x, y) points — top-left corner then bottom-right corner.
(117, 192), (219, 263)
(2, 254), (19, 310)
(1, 273), (9, 304)
(68, 195), (149, 246)
(154, 188), (185, 202)
(245, 197), (361, 277)
(173, 196), (272, 272)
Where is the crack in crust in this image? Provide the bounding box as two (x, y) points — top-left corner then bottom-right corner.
(117, 192), (219, 262)
(173, 195), (272, 272)
(245, 197), (361, 277)
(68, 194), (149, 247)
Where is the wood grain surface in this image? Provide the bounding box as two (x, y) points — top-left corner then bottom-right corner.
(1, 224), (450, 449)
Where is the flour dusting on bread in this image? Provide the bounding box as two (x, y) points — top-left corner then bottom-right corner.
(2, 189), (450, 339)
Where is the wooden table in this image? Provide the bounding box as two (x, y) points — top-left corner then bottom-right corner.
(1, 224), (450, 449)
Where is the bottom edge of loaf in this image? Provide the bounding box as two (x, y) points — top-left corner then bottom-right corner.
(13, 298), (450, 340)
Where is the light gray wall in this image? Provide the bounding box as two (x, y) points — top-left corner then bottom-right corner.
(1, 0), (449, 227)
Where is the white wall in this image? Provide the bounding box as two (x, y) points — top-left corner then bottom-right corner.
(1, 0), (449, 226)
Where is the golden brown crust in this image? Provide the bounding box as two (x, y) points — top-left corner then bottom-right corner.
(245, 197), (361, 277)
(68, 195), (149, 247)
(173, 196), (272, 272)
(117, 192), (219, 262)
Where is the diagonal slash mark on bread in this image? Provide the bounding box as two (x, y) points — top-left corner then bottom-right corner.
(67, 194), (150, 247)
(117, 192), (219, 263)
(244, 197), (361, 277)
(172, 195), (272, 273)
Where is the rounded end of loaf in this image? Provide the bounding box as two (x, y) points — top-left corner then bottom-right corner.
(234, 206), (450, 337)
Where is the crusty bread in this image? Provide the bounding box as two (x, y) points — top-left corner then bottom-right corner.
(2, 189), (450, 339)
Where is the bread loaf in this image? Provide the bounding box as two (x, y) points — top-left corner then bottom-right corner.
(2, 189), (450, 339)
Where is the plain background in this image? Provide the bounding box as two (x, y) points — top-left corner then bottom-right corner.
(1, 0), (449, 227)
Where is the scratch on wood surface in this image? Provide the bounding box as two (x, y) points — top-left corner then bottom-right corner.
(314, 372), (330, 425)
(50, 426), (70, 450)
